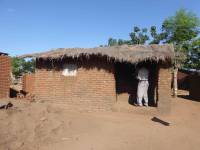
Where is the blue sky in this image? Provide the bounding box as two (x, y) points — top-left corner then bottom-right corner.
(0, 0), (200, 56)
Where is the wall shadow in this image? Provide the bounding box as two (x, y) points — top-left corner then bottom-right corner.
(10, 88), (27, 98)
(178, 94), (200, 102)
(10, 88), (19, 98)
(36, 55), (115, 74)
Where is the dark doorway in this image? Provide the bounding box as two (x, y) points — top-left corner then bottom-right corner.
(114, 61), (158, 107)
(115, 62), (137, 104)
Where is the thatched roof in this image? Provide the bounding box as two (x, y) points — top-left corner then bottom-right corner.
(0, 52), (8, 56)
(20, 44), (174, 64)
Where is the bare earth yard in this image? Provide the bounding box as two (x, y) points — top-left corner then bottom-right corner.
(0, 93), (200, 150)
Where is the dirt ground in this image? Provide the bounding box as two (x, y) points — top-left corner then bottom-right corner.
(0, 91), (200, 150)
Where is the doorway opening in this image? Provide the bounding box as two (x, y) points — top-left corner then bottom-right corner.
(114, 61), (158, 107)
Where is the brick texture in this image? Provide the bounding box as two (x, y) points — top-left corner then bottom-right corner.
(157, 66), (172, 113)
(0, 55), (11, 98)
(22, 73), (35, 94)
(34, 57), (116, 111)
(33, 56), (172, 112)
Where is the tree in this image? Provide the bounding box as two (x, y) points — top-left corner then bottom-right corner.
(184, 38), (200, 69)
(118, 39), (124, 45)
(23, 59), (36, 73)
(108, 26), (150, 46)
(12, 57), (35, 79)
(108, 38), (118, 46)
(162, 9), (200, 96)
(129, 26), (149, 44)
(12, 57), (24, 79)
(191, 38), (200, 68)
(149, 26), (167, 44)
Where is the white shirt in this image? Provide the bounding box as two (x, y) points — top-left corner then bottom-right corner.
(137, 67), (149, 81)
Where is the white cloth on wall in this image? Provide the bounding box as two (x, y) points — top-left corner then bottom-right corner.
(137, 67), (149, 106)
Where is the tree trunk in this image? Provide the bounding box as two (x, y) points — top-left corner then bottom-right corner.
(173, 68), (178, 97)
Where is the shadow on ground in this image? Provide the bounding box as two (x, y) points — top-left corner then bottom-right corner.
(178, 95), (200, 102)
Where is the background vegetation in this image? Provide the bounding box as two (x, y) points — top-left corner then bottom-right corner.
(107, 9), (200, 70)
(12, 57), (35, 79)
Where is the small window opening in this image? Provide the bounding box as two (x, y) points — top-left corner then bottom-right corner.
(62, 64), (77, 76)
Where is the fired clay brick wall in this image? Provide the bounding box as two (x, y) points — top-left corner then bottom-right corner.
(22, 73), (35, 94)
(158, 66), (172, 113)
(0, 55), (10, 98)
(34, 57), (116, 111)
(189, 74), (200, 100)
(177, 70), (190, 90)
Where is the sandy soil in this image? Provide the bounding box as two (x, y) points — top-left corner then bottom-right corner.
(0, 92), (200, 150)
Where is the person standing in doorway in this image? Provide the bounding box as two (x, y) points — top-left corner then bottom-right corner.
(135, 67), (149, 107)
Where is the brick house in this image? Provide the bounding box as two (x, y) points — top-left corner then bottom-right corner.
(22, 73), (35, 95)
(190, 73), (200, 100)
(0, 52), (11, 99)
(21, 45), (174, 112)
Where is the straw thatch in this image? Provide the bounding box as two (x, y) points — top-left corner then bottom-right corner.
(20, 44), (174, 64)
(0, 52), (8, 56)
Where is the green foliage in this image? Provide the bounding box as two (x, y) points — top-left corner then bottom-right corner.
(162, 9), (200, 69)
(149, 26), (167, 44)
(108, 26), (150, 46)
(162, 9), (200, 44)
(118, 39), (124, 45)
(184, 38), (200, 69)
(12, 57), (35, 79)
(129, 26), (149, 44)
(106, 9), (200, 70)
(108, 38), (118, 46)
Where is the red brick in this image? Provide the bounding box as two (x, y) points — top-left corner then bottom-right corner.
(0, 55), (11, 98)
(30, 57), (172, 112)
(22, 73), (35, 94)
(34, 57), (116, 111)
